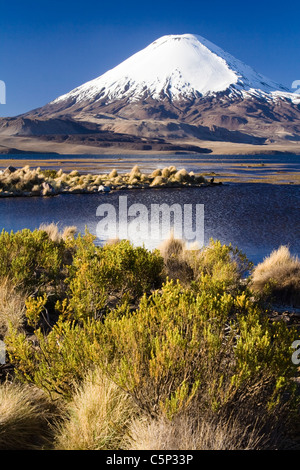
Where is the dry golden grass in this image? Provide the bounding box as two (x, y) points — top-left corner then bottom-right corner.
(151, 169), (162, 178)
(161, 167), (171, 178)
(39, 222), (61, 243)
(38, 223), (77, 243)
(251, 245), (300, 306)
(150, 175), (165, 186)
(0, 382), (56, 450)
(129, 165), (141, 179)
(0, 278), (26, 338)
(125, 373), (290, 450)
(158, 233), (194, 285)
(174, 168), (189, 183)
(61, 225), (77, 241)
(125, 413), (267, 450)
(158, 232), (186, 260)
(53, 367), (137, 450)
(0, 165), (209, 197)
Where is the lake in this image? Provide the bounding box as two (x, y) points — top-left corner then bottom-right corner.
(0, 181), (299, 266)
(1, 152), (300, 183)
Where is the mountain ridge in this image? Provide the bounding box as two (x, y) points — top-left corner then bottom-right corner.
(1, 33), (300, 155)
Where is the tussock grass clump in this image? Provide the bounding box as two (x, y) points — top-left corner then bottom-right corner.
(61, 225), (77, 241)
(151, 169), (162, 178)
(0, 278), (26, 338)
(129, 165), (141, 179)
(174, 168), (189, 183)
(0, 382), (57, 450)
(109, 169), (118, 179)
(31, 184), (41, 195)
(0, 165), (209, 197)
(38, 222), (62, 243)
(159, 233), (185, 260)
(150, 176), (166, 187)
(158, 234), (194, 285)
(125, 412), (269, 450)
(161, 167), (171, 178)
(168, 166), (177, 174)
(38, 223), (77, 243)
(251, 246), (300, 306)
(53, 367), (136, 450)
(69, 170), (80, 177)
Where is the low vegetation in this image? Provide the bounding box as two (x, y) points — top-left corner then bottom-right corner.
(251, 245), (300, 307)
(0, 382), (58, 450)
(0, 165), (210, 197)
(0, 226), (299, 450)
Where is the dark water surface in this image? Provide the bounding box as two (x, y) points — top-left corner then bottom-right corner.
(0, 182), (299, 266)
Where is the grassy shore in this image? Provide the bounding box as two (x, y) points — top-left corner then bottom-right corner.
(0, 153), (299, 185)
(0, 165), (214, 198)
(0, 227), (299, 450)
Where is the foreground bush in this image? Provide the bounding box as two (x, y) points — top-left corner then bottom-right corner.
(100, 279), (298, 419)
(0, 226), (73, 298)
(1, 227), (300, 450)
(6, 317), (104, 399)
(64, 236), (165, 321)
(251, 246), (300, 306)
(191, 239), (252, 286)
(158, 236), (252, 292)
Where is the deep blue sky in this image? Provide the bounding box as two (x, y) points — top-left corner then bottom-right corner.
(1, 0), (299, 117)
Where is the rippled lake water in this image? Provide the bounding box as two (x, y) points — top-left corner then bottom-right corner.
(0, 182), (299, 265)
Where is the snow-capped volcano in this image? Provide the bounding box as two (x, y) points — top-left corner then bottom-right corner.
(50, 33), (294, 107)
(15, 33), (300, 150)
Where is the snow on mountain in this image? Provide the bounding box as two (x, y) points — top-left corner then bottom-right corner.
(51, 33), (297, 106)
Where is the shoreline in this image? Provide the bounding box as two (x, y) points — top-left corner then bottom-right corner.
(0, 153), (299, 185)
(0, 165), (220, 198)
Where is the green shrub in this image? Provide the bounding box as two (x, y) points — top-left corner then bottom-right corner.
(2, 226), (299, 449)
(190, 239), (252, 290)
(159, 236), (251, 292)
(100, 280), (298, 419)
(0, 228), (71, 297)
(64, 238), (164, 321)
(6, 316), (104, 399)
